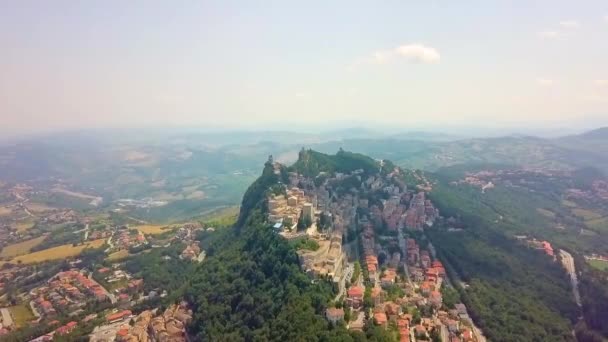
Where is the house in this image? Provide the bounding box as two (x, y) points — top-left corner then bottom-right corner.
(371, 286), (384, 306)
(94, 290), (107, 302)
(399, 328), (409, 342)
(415, 324), (427, 337)
(380, 268), (397, 288)
(98, 267), (111, 274)
(116, 328), (130, 340)
(346, 286), (364, 309)
(326, 308), (344, 324)
(420, 282), (432, 296)
(374, 312), (388, 327)
(127, 279), (144, 292)
(106, 310), (132, 323)
(447, 319), (459, 333)
(384, 301), (402, 320)
(462, 329), (473, 341)
(55, 321), (78, 335)
(429, 290), (442, 308)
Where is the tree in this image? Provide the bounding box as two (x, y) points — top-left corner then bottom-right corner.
(344, 307), (352, 322)
(352, 261), (361, 284)
(363, 286), (373, 309)
(297, 211), (312, 231)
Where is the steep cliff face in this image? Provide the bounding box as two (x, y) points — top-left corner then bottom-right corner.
(236, 156), (280, 227)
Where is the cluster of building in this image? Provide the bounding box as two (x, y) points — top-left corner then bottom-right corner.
(268, 187), (314, 230)
(516, 236), (555, 258)
(336, 235), (484, 342)
(404, 192), (439, 230)
(276, 164), (486, 341)
(40, 209), (80, 225)
(298, 233), (345, 282)
(0, 264), (33, 292)
(270, 163), (442, 297)
(89, 303), (192, 342)
(174, 222), (204, 241)
(452, 171), (496, 192)
(0, 221), (20, 248)
(591, 180), (608, 200)
(30, 270), (109, 319)
(89, 230), (112, 241)
(273, 169), (375, 288)
(180, 243), (205, 262)
(566, 179), (608, 203)
(98, 266), (144, 302)
(585, 253), (608, 263)
(29, 320), (81, 341)
(113, 229), (147, 250)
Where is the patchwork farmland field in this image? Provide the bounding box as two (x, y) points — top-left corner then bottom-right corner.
(10, 239), (105, 264)
(0, 206), (12, 216)
(135, 225), (172, 235)
(0, 235), (46, 258)
(106, 249), (129, 261)
(8, 304), (35, 327)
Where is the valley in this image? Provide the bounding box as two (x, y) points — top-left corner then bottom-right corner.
(1, 129), (608, 341)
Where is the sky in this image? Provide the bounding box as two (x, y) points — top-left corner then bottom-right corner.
(1, 1), (608, 137)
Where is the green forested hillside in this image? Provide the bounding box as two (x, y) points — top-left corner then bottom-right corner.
(185, 209), (356, 341)
(427, 182), (578, 341)
(289, 148), (381, 177)
(427, 162), (608, 342)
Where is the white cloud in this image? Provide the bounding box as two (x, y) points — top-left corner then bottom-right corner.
(394, 44), (441, 64)
(295, 92), (307, 98)
(559, 20), (580, 29)
(352, 44), (441, 68)
(605, 15), (608, 22)
(536, 78), (555, 87)
(594, 79), (608, 87)
(537, 30), (559, 39)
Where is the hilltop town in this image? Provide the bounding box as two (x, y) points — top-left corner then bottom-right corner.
(263, 151), (486, 342)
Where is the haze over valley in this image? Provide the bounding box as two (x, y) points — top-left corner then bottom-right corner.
(2, 1), (608, 342)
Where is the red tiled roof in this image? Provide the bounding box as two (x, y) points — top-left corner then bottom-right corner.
(348, 286), (364, 298)
(326, 307), (344, 318)
(117, 328), (130, 337)
(374, 312), (387, 325)
(106, 310), (132, 322)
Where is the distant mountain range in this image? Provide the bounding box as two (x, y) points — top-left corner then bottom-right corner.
(0, 126), (606, 222)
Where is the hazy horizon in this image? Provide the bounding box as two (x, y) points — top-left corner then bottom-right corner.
(2, 1), (608, 137)
(2, 121), (606, 145)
